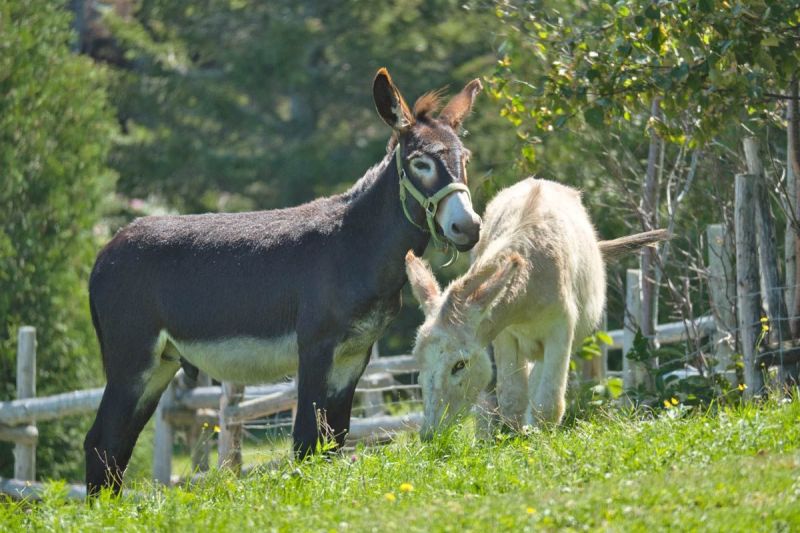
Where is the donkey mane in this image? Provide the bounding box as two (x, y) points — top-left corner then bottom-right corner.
(386, 87), (454, 151)
(413, 88), (447, 119)
(340, 154), (391, 199)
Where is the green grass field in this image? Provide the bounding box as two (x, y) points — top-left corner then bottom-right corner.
(2, 400), (799, 531)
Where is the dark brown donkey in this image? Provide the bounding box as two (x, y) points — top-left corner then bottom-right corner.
(85, 69), (483, 494)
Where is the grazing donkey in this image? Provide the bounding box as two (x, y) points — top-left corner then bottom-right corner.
(406, 178), (668, 438)
(85, 68), (483, 494)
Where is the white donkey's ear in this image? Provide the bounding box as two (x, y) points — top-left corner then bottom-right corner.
(373, 68), (414, 131)
(468, 253), (527, 308)
(444, 253), (527, 322)
(405, 251), (441, 314)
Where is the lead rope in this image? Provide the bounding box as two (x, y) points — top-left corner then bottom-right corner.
(395, 146), (469, 266)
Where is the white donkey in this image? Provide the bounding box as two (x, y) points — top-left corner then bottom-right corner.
(406, 178), (667, 437)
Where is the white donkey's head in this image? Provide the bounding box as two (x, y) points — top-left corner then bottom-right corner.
(405, 251), (527, 439)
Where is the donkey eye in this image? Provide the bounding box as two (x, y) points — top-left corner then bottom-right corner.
(412, 159), (432, 172)
(451, 360), (467, 375)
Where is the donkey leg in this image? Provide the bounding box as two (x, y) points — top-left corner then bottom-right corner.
(526, 325), (574, 427)
(293, 341), (336, 458)
(323, 348), (372, 448)
(85, 348), (179, 495)
(494, 331), (528, 430)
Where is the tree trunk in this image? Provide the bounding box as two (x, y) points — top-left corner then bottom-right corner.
(790, 77), (800, 339)
(640, 97), (661, 384)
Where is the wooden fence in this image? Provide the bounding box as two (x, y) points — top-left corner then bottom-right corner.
(0, 303), (718, 500)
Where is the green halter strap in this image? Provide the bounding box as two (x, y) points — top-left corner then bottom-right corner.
(395, 146), (471, 250)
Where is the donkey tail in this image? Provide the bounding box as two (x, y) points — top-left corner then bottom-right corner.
(599, 229), (670, 260)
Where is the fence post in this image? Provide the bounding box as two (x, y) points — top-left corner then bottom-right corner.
(785, 135), (798, 326)
(735, 173), (764, 396)
(152, 379), (175, 485)
(706, 224), (737, 376)
(14, 326), (37, 482)
(218, 382), (244, 474)
(623, 269), (648, 392)
(744, 137), (791, 350)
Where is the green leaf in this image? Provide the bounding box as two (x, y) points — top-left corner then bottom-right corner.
(606, 377), (624, 399)
(627, 328), (653, 363)
(583, 106), (604, 128)
(761, 35), (779, 48)
(671, 62), (689, 81)
(595, 331), (614, 346)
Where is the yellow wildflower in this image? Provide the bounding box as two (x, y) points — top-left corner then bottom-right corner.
(663, 399), (671, 408)
(738, 383), (748, 391)
(760, 317), (769, 332)
(399, 483), (414, 493)
(526, 507), (537, 515)
(213, 425), (221, 433)
(202, 422), (209, 429)
(384, 492), (397, 502)
(670, 397), (679, 406)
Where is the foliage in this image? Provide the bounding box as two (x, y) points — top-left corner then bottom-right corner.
(105, 0), (510, 213)
(0, 1), (115, 479)
(492, 0), (800, 147)
(623, 327), (749, 407)
(2, 401), (800, 530)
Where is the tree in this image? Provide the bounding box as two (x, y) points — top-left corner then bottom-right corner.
(96, 0), (509, 213)
(492, 0), (800, 145)
(0, 0), (115, 479)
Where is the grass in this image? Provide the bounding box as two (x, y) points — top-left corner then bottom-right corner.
(2, 400), (800, 531)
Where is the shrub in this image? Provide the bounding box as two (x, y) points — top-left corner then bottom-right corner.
(0, 1), (116, 480)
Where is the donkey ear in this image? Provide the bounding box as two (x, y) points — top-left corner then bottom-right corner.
(445, 253), (527, 321)
(467, 253), (527, 309)
(405, 251), (441, 314)
(439, 78), (483, 130)
(373, 68), (414, 131)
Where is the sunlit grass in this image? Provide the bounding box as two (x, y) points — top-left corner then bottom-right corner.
(2, 400), (799, 531)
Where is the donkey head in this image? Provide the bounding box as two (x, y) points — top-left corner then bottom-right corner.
(405, 251), (528, 439)
(373, 69), (482, 251)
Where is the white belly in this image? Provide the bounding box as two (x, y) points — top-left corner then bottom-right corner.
(158, 330), (299, 385)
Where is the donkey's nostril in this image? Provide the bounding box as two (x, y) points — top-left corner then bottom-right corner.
(451, 223), (462, 235)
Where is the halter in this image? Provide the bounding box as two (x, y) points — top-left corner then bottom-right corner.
(395, 146), (471, 251)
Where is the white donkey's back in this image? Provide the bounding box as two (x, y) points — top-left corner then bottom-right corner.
(474, 178), (606, 345)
